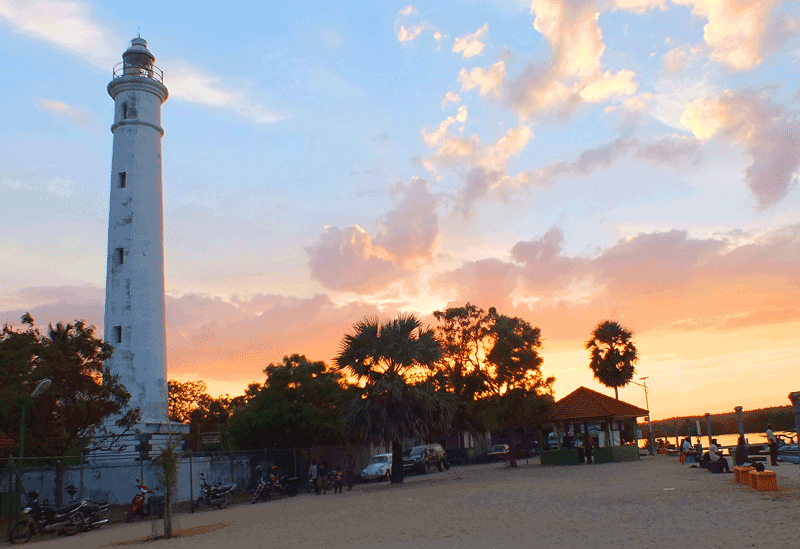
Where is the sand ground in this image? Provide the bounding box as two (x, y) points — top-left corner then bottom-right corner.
(4, 455), (799, 549)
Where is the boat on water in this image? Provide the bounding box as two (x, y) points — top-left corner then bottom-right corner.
(777, 445), (799, 464)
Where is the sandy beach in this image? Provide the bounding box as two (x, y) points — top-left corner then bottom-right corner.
(6, 455), (799, 549)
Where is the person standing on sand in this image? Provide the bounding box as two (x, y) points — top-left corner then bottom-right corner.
(309, 459), (319, 495)
(584, 434), (593, 464)
(346, 454), (356, 491)
(766, 424), (779, 466)
(681, 437), (695, 464)
(318, 458), (329, 495)
(334, 465), (344, 494)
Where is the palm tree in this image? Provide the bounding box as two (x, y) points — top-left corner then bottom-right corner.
(585, 320), (638, 400)
(335, 314), (454, 483)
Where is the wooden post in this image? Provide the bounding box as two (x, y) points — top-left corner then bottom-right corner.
(705, 413), (712, 447)
(787, 392), (800, 470)
(79, 453), (84, 500)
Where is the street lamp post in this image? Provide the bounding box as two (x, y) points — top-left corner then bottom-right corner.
(19, 378), (52, 460)
(17, 378), (52, 517)
(630, 376), (653, 455)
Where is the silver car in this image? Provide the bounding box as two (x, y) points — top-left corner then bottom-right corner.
(360, 453), (392, 481)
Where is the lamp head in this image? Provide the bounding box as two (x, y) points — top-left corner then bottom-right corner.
(31, 378), (52, 398)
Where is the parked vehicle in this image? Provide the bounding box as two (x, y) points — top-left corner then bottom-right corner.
(65, 485), (109, 531)
(403, 443), (448, 474)
(126, 480), (164, 521)
(487, 444), (510, 461)
(361, 453), (392, 481)
(252, 467), (271, 503)
(9, 491), (87, 543)
(271, 473), (299, 498)
(190, 473), (234, 512)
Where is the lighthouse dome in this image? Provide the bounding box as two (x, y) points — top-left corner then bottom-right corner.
(123, 37), (155, 68)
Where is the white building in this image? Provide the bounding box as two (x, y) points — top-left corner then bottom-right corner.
(103, 37), (172, 433)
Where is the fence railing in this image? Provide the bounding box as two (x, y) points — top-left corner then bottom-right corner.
(0, 442), (383, 514)
(113, 62), (164, 83)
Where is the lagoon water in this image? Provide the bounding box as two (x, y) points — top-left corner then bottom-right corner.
(648, 431), (774, 448)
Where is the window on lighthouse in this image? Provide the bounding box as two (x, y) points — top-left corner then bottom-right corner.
(119, 172), (127, 188)
(121, 102), (128, 119)
(114, 326), (123, 344)
(116, 247), (125, 265)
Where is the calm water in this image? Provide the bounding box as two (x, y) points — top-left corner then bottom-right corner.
(645, 432), (778, 449)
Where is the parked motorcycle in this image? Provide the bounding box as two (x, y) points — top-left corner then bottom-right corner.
(271, 473), (299, 498)
(190, 473), (234, 512)
(125, 480), (164, 522)
(65, 485), (109, 532)
(9, 491), (89, 543)
(251, 467), (271, 503)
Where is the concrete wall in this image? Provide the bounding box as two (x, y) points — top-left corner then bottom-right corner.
(6, 454), (251, 506)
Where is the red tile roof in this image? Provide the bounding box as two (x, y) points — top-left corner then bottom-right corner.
(546, 386), (649, 422)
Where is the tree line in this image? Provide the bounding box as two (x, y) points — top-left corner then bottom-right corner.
(649, 406), (796, 438)
(2, 305), (642, 484)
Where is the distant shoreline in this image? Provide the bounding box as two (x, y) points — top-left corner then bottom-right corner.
(647, 404), (794, 436)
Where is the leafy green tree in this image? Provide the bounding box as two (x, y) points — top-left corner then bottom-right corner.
(0, 315), (139, 504)
(0, 315), (138, 456)
(168, 380), (209, 424)
(335, 314), (455, 483)
(433, 304), (555, 465)
(586, 320), (639, 400)
(226, 355), (349, 449)
(432, 303), (495, 440)
(482, 311), (555, 467)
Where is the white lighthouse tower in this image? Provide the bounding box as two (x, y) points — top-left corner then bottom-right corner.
(104, 38), (169, 427)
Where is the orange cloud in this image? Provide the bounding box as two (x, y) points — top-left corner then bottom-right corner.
(671, 0), (780, 70)
(459, 61), (506, 98)
(453, 23), (489, 58)
(305, 179), (441, 293)
(504, 0), (638, 119)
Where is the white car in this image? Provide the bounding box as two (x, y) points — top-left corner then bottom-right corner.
(361, 453), (392, 481)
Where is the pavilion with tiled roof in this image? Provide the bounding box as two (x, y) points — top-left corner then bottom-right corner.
(541, 386), (649, 465)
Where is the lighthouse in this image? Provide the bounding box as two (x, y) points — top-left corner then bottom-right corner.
(104, 38), (169, 426)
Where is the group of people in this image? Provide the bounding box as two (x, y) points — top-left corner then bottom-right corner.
(308, 455), (357, 495)
(680, 436), (731, 472)
(678, 424), (784, 473)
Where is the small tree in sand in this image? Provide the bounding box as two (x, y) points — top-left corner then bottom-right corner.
(152, 407), (182, 539)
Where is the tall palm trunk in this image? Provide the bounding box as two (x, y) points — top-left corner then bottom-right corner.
(391, 440), (405, 484)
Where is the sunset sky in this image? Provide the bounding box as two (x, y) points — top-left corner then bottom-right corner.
(1, 0), (799, 422)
